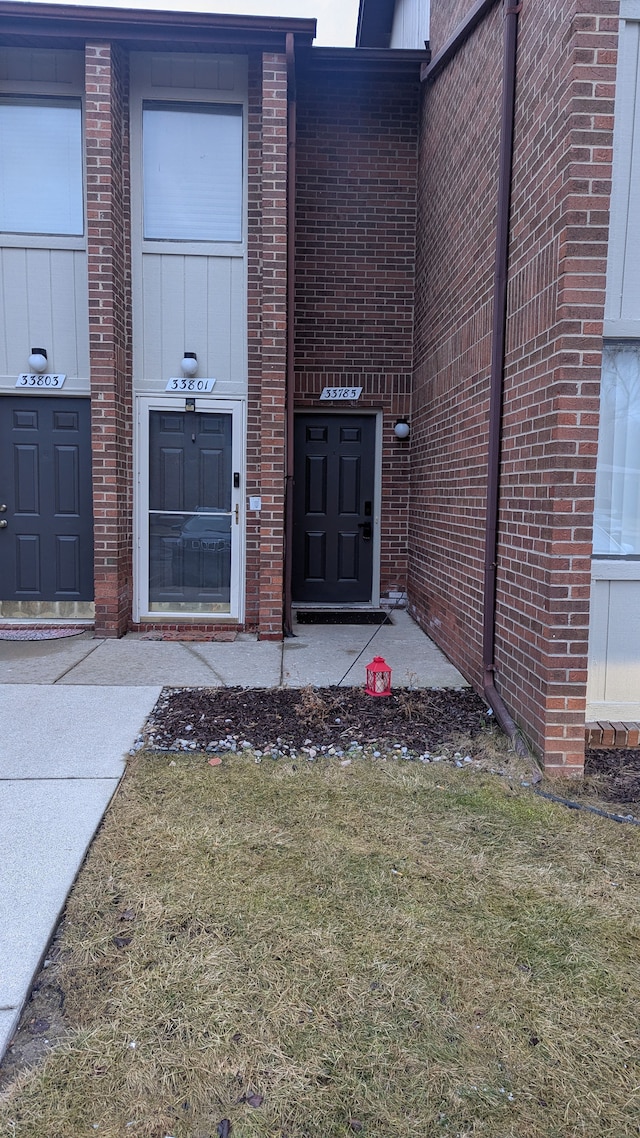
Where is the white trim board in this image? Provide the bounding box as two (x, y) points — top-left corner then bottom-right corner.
(587, 702), (640, 721)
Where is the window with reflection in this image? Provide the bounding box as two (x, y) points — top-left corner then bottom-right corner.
(593, 342), (640, 557)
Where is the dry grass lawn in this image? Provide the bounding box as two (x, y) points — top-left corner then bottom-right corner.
(1, 751), (640, 1137)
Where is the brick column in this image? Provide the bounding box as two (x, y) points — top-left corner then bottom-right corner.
(258, 52), (288, 639)
(85, 43), (132, 637)
(534, 7), (618, 774)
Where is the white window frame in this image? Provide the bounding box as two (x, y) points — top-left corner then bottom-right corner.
(129, 56), (248, 261)
(141, 100), (243, 243)
(0, 56), (86, 251)
(134, 395), (246, 623)
(603, 11), (640, 336)
(0, 95), (84, 240)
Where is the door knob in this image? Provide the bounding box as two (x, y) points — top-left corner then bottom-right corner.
(0, 504), (6, 512)
(0, 519), (7, 528)
(358, 521), (372, 541)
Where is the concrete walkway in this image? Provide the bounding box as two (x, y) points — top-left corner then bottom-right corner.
(0, 610), (466, 1060)
(0, 610), (465, 689)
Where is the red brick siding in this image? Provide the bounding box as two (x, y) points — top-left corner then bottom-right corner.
(410, 6), (501, 683)
(85, 42), (133, 638)
(257, 52), (289, 639)
(428, 0), (480, 54)
(410, 0), (619, 773)
(501, 1), (619, 773)
(294, 64), (419, 597)
(245, 49), (265, 632)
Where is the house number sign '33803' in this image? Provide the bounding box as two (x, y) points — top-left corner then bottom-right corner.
(16, 374), (66, 388)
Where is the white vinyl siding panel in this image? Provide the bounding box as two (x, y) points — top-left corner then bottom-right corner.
(0, 247), (89, 378)
(130, 53), (248, 395)
(137, 253), (245, 385)
(0, 47), (84, 87)
(587, 571), (640, 719)
(135, 52), (246, 93)
(605, 18), (640, 326)
(390, 0), (430, 48)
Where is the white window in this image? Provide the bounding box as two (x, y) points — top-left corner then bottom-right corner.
(142, 102), (242, 242)
(593, 342), (640, 557)
(0, 97), (83, 236)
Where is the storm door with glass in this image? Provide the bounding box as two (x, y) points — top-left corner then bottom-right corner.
(146, 405), (240, 615)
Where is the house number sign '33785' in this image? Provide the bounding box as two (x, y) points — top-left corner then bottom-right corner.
(319, 387), (363, 400)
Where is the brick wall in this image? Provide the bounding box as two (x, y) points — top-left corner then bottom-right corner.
(428, 0), (478, 53)
(245, 49), (265, 632)
(85, 42), (133, 638)
(294, 60), (420, 598)
(410, 0), (619, 773)
(257, 51), (289, 639)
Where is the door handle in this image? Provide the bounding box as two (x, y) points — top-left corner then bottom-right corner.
(358, 521), (372, 541)
(0, 519), (7, 529)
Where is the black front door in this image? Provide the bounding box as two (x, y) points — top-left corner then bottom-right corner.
(0, 396), (94, 602)
(148, 409), (233, 612)
(293, 414), (376, 604)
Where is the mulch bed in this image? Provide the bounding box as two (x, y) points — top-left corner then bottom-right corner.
(144, 685), (491, 759)
(143, 685), (640, 805)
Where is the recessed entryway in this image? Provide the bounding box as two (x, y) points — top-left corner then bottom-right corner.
(135, 397), (244, 622)
(292, 413), (379, 605)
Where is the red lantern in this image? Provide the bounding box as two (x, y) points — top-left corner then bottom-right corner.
(365, 655), (392, 697)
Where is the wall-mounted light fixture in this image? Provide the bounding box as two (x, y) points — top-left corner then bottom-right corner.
(28, 348), (48, 374)
(181, 352), (198, 377)
(394, 418), (410, 440)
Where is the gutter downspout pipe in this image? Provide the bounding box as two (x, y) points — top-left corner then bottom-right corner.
(283, 31), (297, 637)
(482, 2), (527, 754)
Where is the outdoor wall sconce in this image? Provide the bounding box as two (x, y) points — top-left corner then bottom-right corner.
(394, 419), (410, 440)
(365, 655), (392, 697)
(28, 348), (48, 373)
(181, 352), (198, 377)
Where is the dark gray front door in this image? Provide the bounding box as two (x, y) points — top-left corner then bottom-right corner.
(148, 409), (233, 611)
(0, 396), (94, 602)
(293, 414), (376, 604)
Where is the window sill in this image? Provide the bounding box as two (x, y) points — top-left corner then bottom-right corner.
(141, 240), (245, 258)
(0, 233), (86, 251)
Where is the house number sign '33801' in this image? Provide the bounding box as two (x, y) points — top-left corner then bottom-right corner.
(166, 378), (216, 392)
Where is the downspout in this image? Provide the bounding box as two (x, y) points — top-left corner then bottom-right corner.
(283, 31), (296, 636)
(482, 2), (527, 753)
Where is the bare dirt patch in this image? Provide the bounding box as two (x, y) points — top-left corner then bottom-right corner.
(584, 748), (640, 804)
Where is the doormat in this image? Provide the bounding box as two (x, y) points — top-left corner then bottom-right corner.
(295, 611), (391, 626)
(0, 627), (87, 641)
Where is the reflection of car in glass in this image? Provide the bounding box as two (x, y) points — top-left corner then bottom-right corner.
(179, 513), (231, 554)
